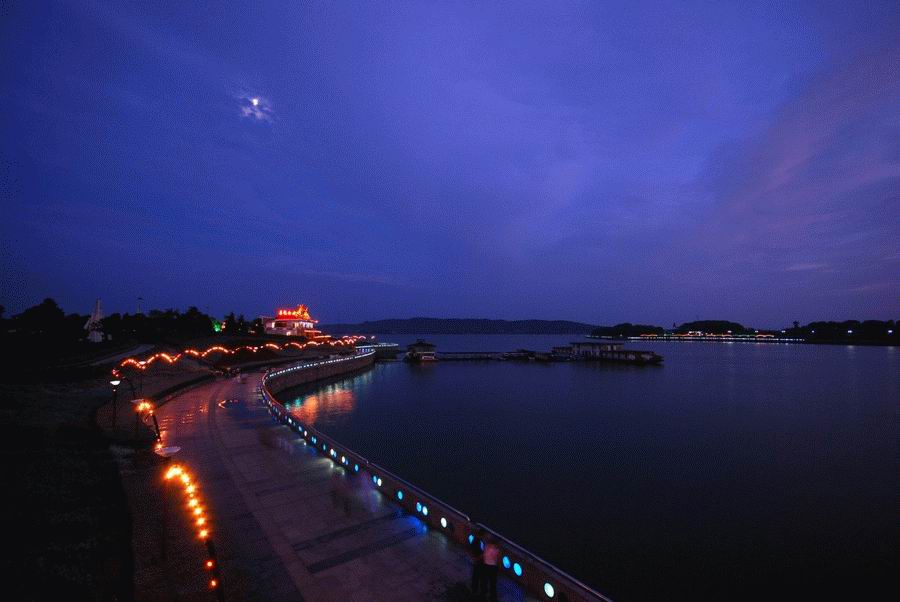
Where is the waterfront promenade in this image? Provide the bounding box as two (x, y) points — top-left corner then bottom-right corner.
(152, 371), (526, 601)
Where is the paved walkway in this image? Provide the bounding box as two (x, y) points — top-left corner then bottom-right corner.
(154, 371), (526, 601)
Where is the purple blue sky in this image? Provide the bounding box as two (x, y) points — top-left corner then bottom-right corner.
(1, 1), (897, 327)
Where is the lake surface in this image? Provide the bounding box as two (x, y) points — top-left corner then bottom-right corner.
(278, 336), (897, 601)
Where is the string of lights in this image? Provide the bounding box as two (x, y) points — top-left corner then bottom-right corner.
(164, 464), (224, 599)
(111, 335), (366, 377)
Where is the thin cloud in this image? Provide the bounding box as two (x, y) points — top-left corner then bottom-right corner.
(784, 262), (831, 272)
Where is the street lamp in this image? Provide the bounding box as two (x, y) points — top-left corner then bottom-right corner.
(132, 399), (157, 440)
(110, 379), (121, 428)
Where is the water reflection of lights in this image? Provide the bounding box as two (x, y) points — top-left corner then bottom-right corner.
(286, 383), (356, 425)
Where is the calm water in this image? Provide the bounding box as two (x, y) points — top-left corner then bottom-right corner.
(279, 336), (898, 601)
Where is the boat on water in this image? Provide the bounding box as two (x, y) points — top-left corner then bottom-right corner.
(404, 339), (438, 363)
(568, 341), (663, 365)
(501, 349), (536, 361)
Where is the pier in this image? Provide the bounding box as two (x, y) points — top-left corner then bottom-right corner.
(436, 351), (505, 360)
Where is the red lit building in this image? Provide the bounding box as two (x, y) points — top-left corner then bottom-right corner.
(261, 305), (330, 340)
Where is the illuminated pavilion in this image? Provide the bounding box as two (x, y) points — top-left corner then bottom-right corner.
(261, 305), (330, 340)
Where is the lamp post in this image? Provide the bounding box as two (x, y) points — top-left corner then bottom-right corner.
(110, 379), (121, 428)
(132, 400), (154, 440)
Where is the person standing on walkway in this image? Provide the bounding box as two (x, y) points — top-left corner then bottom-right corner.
(482, 535), (500, 601)
(469, 528), (485, 595)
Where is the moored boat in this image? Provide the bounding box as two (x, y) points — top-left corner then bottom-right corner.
(404, 339), (438, 363)
(569, 341), (663, 365)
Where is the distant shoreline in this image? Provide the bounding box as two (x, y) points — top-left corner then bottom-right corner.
(594, 335), (896, 347)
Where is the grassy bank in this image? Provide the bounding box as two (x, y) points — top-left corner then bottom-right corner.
(0, 380), (134, 600)
(0, 350), (214, 600)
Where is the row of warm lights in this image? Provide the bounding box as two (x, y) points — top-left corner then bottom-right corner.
(261, 382), (563, 600)
(112, 336), (367, 376)
(164, 465), (221, 593)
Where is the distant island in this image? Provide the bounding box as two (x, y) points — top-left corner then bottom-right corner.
(321, 318), (597, 335)
(588, 319), (897, 345)
(591, 320), (753, 337)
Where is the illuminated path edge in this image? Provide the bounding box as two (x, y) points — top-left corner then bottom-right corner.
(262, 351), (613, 602)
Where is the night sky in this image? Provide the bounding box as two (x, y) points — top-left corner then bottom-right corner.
(2, 1), (897, 326)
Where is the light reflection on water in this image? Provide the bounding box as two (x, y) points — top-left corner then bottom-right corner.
(283, 369), (374, 425)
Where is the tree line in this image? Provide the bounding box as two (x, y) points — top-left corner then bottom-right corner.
(0, 299), (271, 367)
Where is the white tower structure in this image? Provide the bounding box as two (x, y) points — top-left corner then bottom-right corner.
(84, 298), (104, 343)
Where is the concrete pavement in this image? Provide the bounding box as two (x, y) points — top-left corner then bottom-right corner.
(153, 370), (526, 601)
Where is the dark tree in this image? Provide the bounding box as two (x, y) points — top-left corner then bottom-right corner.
(223, 312), (238, 333)
(250, 318), (265, 335)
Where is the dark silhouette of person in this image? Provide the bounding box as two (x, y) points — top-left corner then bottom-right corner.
(482, 534), (500, 601)
(469, 528), (485, 595)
